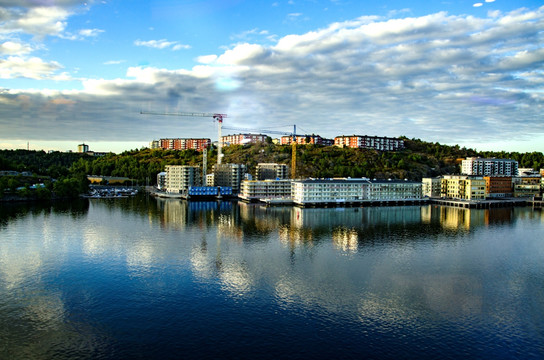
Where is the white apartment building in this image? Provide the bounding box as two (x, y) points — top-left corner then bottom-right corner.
(256, 163), (289, 180)
(291, 179), (370, 205)
(156, 172), (167, 190)
(461, 157), (518, 176)
(334, 135), (405, 151)
(164, 165), (201, 193)
(239, 179), (293, 201)
(222, 133), (267, 146)
(291, 178), (422, 206)
(422, 177), (442, 197)
(367, 180), (423, 201)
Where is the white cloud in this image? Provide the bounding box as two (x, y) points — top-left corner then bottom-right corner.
(1, 6), (544, 151)
(0, 56), (63, 79)
(0, 41), (33, 55)
(134, 39), (190, 51)
(79, 28), (103, 37)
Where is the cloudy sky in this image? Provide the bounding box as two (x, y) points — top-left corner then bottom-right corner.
(0, 0), (543, 153)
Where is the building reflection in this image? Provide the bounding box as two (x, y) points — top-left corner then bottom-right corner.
(421, 205), (514, 230)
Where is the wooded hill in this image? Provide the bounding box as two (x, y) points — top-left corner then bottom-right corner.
(1, 138), (543, 186)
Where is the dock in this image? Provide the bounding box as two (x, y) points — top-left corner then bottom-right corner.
(429, 198), (528, 208)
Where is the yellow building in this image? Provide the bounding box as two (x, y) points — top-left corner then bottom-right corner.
(441, 175), (485, 200)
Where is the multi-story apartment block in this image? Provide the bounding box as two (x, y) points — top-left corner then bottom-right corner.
(461, 157), (518, 176)
(255, 163), (288, 180)
(513, 176), (541, 197)
(164, 165), (201, 193)
(280, 135), (334, 146)
(78, 143), (89, 153)
(422, 177), (442, 197)
(212, 163), (247, 194)
(291, 178), (421, 206)
(157, 138), (210, 151)
(441, 175), (486, 200)
(239, 179), (293, 201)
(156, 171), (167, 190)
(334, 135), (405, 151)
(150, 140), (160, 149)
(484, 176), (513, 198)
(367, 180), (422, 201)
(222, 133), (267, 146)
(292, 179), (370, 205)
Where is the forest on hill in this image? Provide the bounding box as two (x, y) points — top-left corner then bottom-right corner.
(1, 139), (543, 190)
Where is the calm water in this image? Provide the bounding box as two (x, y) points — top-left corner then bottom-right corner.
(1, 196), (543, 359)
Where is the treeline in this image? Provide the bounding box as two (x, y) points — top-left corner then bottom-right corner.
(1, 140), (543, 194)
(0, 150), (90, 200)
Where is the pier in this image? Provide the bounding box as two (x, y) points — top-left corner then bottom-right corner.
(429, 198), (528, 208)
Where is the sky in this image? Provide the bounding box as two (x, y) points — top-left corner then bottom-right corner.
(0, 0), (543, 154)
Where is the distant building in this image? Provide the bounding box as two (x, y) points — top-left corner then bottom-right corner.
(222, 133), (267, 146)
(280, 135), (334, 146)
(165, 165), (201, 193)
(461, 157), (518, 176)
(518, 168), (540, 177)
(78, 143), (89, 153)
(334, 135), (404, 151)
(150, 140), (160, 149)
(157, 138), (210, 151)
(87, 176), (130, 185)
(212, 163), (247, 194)
(256, 163), (288, 180)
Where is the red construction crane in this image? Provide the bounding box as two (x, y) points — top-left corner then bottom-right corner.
(140, 111), (227, 165)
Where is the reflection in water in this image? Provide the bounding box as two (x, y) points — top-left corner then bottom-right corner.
(0, 197), (543, 359)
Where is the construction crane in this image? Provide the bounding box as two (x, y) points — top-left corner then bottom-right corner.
(222, 125), (304, 179)
(140, 111), (227, 165)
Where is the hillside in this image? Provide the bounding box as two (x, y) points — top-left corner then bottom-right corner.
(1, 140), (543, 186)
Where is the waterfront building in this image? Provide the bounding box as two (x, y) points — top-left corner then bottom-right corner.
(256, 163), (288, 180)
(461, 157), (518, 176)
(484, 176), (513, 198)
(422, 177), (442, 197)
(212, 163), (247, 194)
(156, 172), (167, 190)
(334, 135), (405, 151)
(513, 176), (541, 197)
(222, 133), (267, 146)
(157, 138), (210, 151)
(291, 178), (422, 206)
(441, 175), (486, 200)
(367, 180), (422, 201)
(280, 135), (334, 146)
(206, 174), (214, 187)
(165, 165), (201, 193)
(239, 179), (293, 201)
(291, 178), (370, 206)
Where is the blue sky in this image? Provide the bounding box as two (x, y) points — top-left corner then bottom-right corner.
(1, 0), (543, 153)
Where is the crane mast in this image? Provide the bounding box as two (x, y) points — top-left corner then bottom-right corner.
(222, 124), (301, 179)
(140, 111), (227, 165)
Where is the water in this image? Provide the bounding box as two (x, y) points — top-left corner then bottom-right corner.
(1, 196), (543, 359)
